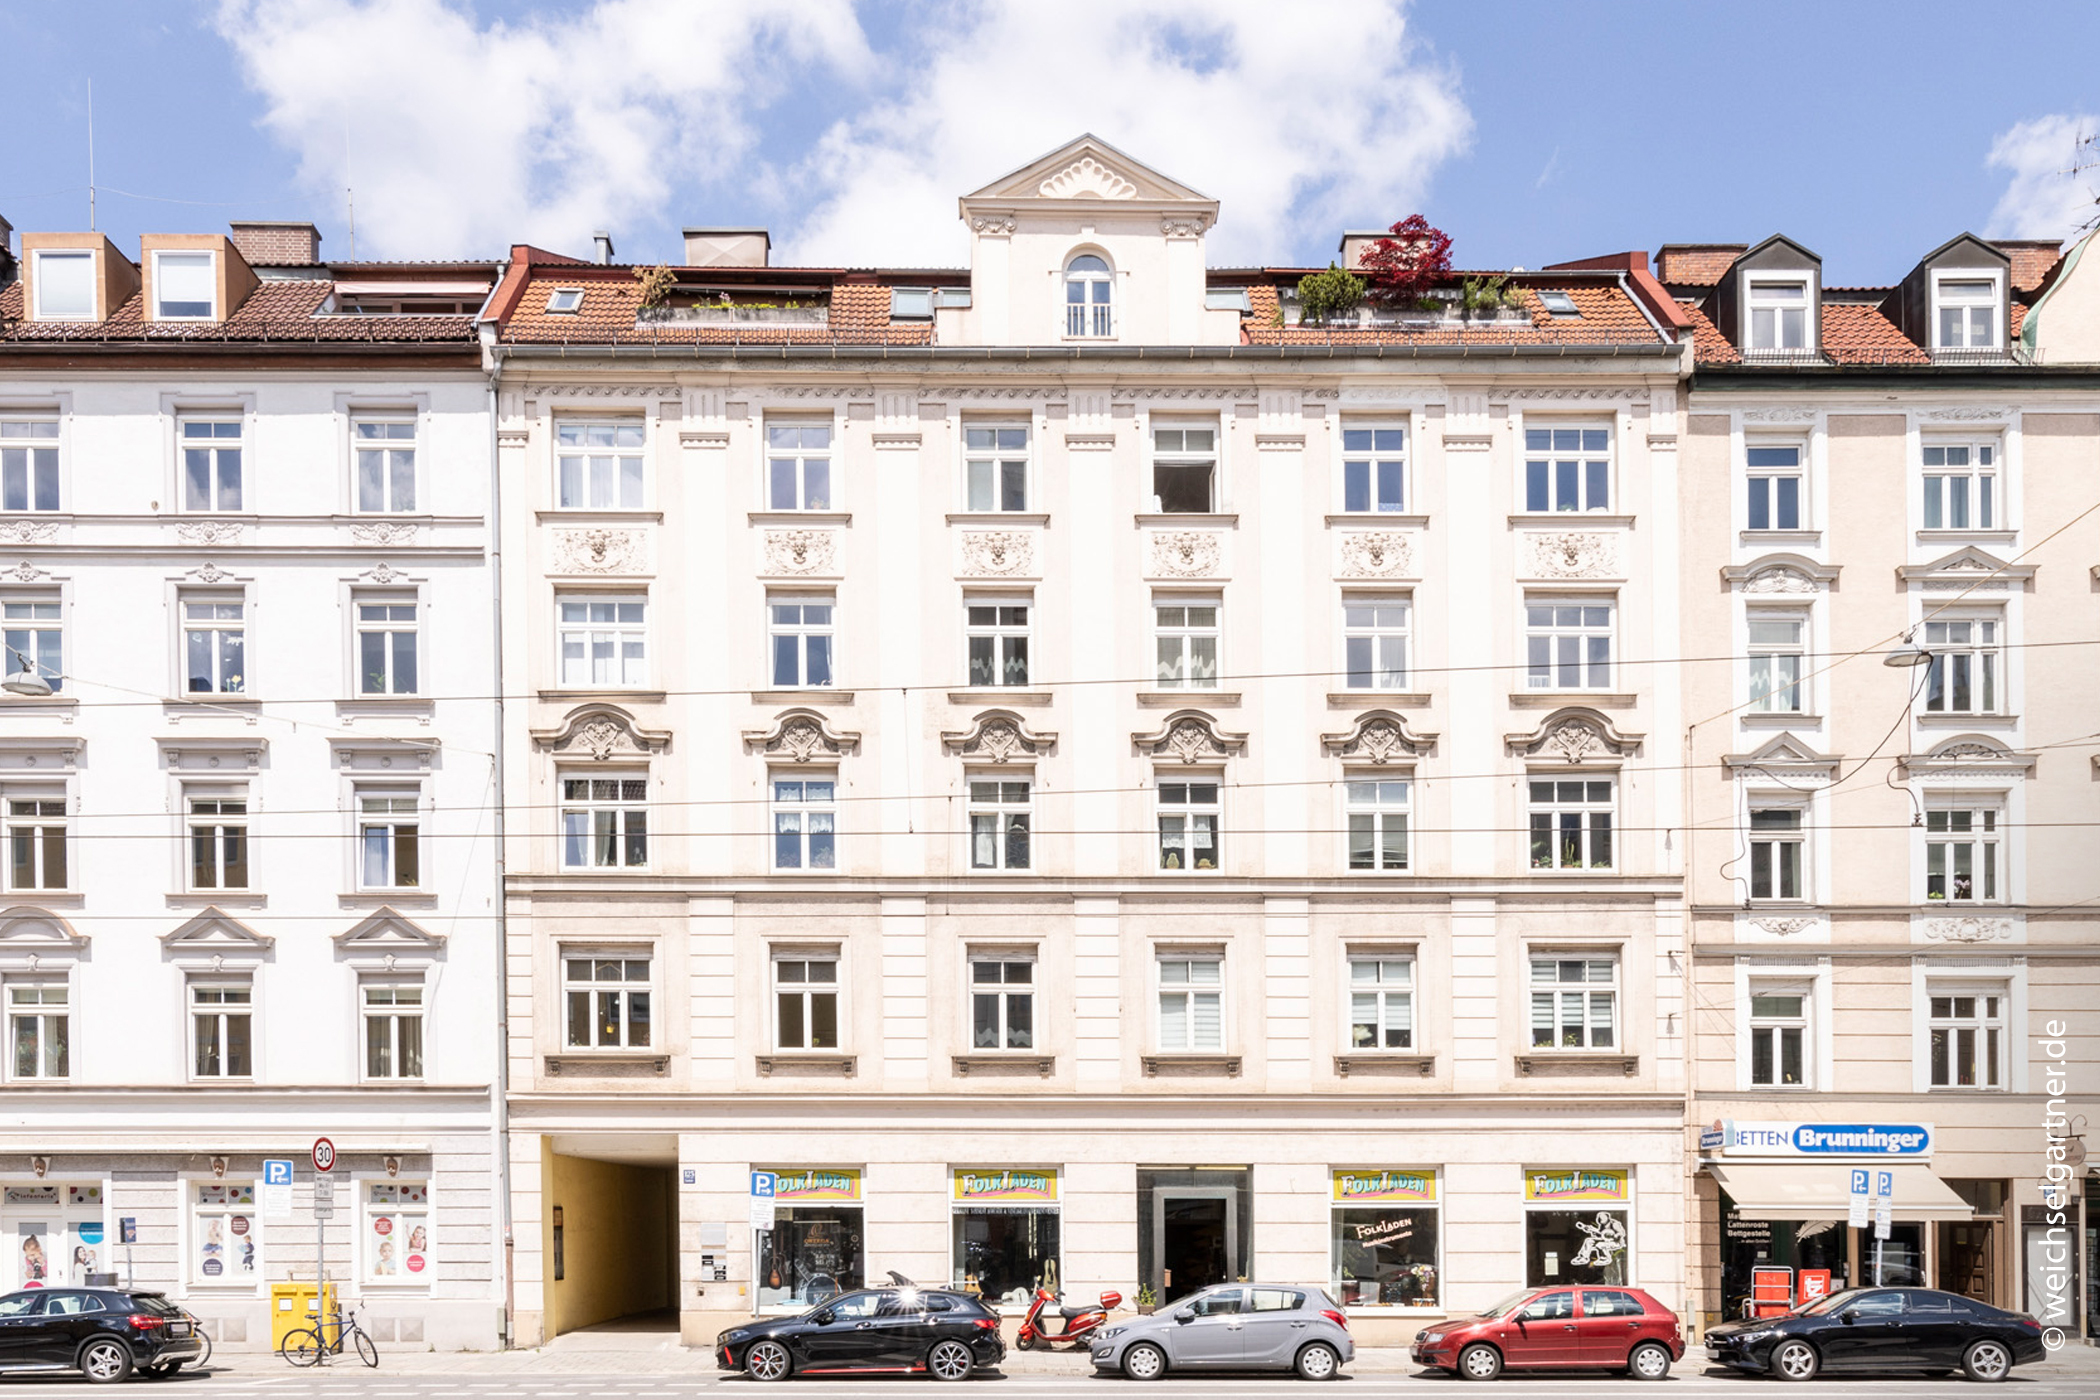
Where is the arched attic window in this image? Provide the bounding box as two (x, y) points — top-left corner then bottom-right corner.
(1065, 254), (1113, 338)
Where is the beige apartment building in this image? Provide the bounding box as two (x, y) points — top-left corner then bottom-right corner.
(1667, 230), (2100, 1339)
(485, 137), (1700, 1346)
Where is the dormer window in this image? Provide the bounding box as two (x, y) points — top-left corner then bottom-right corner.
(1064, 254), (1112, 338)
(154, 251), (216, 320)
(1746, 280), (1809, 351)
(1934, 277), (1999, 349)
(1537, 290), (1579, 318)
(32, 252), (94, 321)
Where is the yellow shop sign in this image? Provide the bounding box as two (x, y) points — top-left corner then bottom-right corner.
(953, 1169), (1059, 1205)
(1331, 1169), (1439, 1205)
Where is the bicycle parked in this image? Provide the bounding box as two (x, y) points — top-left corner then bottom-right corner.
(278, 1305), (379, 1367)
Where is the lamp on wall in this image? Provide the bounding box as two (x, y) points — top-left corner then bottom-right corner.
(2, 653), (52, 697)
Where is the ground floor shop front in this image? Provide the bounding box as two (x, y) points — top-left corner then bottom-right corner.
(505, 1097), (1684, 1348)
(0, 1096), (504, 1351)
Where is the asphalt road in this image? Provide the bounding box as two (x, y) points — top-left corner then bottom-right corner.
(2, 1358), (2096, 1398)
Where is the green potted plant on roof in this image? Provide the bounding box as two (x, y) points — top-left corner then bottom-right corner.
(1460, 274), (1527, 322)
(1295, 263), (1365, 327)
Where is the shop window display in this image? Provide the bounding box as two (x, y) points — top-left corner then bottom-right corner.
(1719, 1194), (1849, 1320)
(365, 1182), (431, 1280)
(193, 1182), (259, 1282)
(1329, 1170), (1440, 1308)
(756, 1170), (864, 1311)
(1524, 1169), (1631, 1288)
(951, 1169), (1061, 1308)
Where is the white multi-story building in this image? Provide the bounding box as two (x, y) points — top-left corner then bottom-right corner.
(0, 220), (506, 1350)
(488, 137), (1696, 1347)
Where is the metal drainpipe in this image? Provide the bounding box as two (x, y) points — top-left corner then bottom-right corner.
(482, 333), (516, 1348)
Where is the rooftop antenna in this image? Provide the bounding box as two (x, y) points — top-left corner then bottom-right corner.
(2063, 127), (2100, 233)
(86, 78), (96, 232)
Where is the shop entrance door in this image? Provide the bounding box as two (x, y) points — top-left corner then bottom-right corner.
(1156, 1190), (1233, 1303)
(1938, 1222), (1994, 1302)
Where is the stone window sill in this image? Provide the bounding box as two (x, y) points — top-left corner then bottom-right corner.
(1515, 1052), (1639, 1077)
(1137, 690), (1238, 707)
(545, 1051), (668, 1075)
(952, 1053), (1055, 1078)
(1327, 691), (1430, 709)
(756, 1052), (857, 1077)
(1334, 1053), (1435, 1078)
(750, 690), (854, 706)
(1510, 692), (1637, 709)
(1142, 1053), (1241, 1077)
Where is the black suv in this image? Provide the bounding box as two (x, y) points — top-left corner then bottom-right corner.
(717, 1284), (1007, 1382)
(0, 1288), (205, 1382)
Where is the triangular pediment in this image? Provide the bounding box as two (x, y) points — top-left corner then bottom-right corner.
(162, 906), (274, 954)
(335, 907), (447, 956)
(1897, 545), (2035, 587)
(962, 134), (1216, 209)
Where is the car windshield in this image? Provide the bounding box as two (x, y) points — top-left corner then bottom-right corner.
(1476, 1290), (1537, 1320)
(807, 1291), (883, 1321)
(1798, 1289), (1870, 1317)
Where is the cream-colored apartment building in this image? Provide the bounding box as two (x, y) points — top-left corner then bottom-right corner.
(1668, 230), (2100, 1339)
(486, 137), (1699, 1346)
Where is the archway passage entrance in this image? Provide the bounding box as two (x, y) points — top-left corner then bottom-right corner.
(544, 1136), (678, 1339)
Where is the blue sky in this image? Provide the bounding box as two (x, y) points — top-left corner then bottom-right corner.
(4, 0), (2096, 282)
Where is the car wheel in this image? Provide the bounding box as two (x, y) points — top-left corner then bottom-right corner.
(1771, 1338), (1819, 1383)
(927, 1339), (975, 1382)
(1458, 1343), (1502, 1381)
(1961, 1339), (2012, 1383)
(79, 1339), (134, 1385)
(1627, 1341), (1670, 1381)
(745, 1339), (793, 1383)
(1122, 1341), (1168, 1381)
(1295, 1341), (1340, 1381)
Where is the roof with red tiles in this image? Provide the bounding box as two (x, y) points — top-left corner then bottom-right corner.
(0, 279), (477, 343)
(1679, 302), (1740, 365)
(1234, 279), (1670, 348)
(1819, 302), (1929, 365)
(496, 270), (933, 346)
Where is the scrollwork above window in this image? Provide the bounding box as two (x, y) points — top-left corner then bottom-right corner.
(1320, 710), (1437, 764)
(1505, 707), (1644, 764)
(742, 708), (860, 763)
(941, 711), (1056, 764)
(530, 704), (671, 760)
(1132, 711), (1247, 765)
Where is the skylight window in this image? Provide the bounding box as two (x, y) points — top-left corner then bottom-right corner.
(889, 287), (934, 320)
(546, 288), (584, 314)
(1538, 290), (1579, 317)
(1205, 288), (1250, 313)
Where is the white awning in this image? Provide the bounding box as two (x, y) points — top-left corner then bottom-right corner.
(1710, 1163), (1973, 1222)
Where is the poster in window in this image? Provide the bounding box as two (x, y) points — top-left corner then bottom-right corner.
(368, 1183), (430, 1279)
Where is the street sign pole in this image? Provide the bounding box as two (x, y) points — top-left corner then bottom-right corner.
(312, 1139), (336, 1310)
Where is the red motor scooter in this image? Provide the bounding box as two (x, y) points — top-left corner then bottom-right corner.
(1016, 1286), (1123, 1351)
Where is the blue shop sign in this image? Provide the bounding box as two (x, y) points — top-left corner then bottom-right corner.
(1718, 1120), (1932, 1158)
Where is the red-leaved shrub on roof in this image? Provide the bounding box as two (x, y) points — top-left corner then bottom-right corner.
(1360, 215), (1453, 308)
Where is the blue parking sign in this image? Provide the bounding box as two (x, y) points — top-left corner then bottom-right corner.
(1850, 1169), (1869, 1197)
(1877, 1171), (1894, 1199)
(263, 1159), (295, 1187)
(750, 1171), (777, 1199)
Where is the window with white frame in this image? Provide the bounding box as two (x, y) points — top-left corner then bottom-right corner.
(1923, 616), (1999, 714)
(1921, 441), (1997, 530)
(969, 955), (1035, 1049)
(557, 596), (646, 688)
(6, 977), (68, 1080)
(190, 979), (253, 1078)
(353, 418), (417, 513)
(1154, 597), (1218, 688)
(1748, 983), (1810, 1087)
(1529, 955), (1618, 1049)
(967, 776), (1031, 871)
(766, 421), (833, 510)
(31, 251), (94, 320)
(768, 593), (834, 688)
(1747, 611), (1806, 712)
(1151, 426), (1215, 512)
(1345, 776), (1409, 871)
(1347, 955), (1413, 1050)
(364, 1182), (430, 1279)
(362, 982), (424, 1079)
(356, 594), (419, 695)
(1523, 426), (1610, 512)
(1524, 596), (1613, 690)
(1341, 426), (1407, 513)
(1935, 277), (2000, 349)
(1925, 803), (2001, 903)
(1748, 806), (1806, 901)
(1065, 254), (1113, 338)
(7, 792), (66, 891)
(559, 773), (648, 869)
(555, 420), (644, 510)
(1929, 986), (2006, 1089)
(187, 790), (249, 890)
(1157, 955), (1222, 1051)
(1342, 596), (1409, 689)
(2, 596), (62, 693)
(191, 1182), (259, 1283)
(1745, 442), (1805, 531)
(1528, 777), (1614, 870)
(773, 954), (839, 1049)
(965, 598), (1029, 687)
(154, 251), (216, 319)
(964, 426), (1029, 511)
(0, 418), (60, 512)
(1746, 279), (1810, 351)
(771, 773), (836, 871)
(358, 789), (420, 889)
(563, 953), (651, 1048)
(1157, 778), (1220, 872)
(181, 419), (244, 512)
(183, 594), (246, 693)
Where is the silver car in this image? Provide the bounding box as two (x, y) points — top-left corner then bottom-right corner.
(1090, 1284), (1354, 1381)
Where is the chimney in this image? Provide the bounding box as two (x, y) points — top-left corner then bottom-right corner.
(593, 230), (616, 265)
(0, 215), (14, 287)
(1336, 230), (1392, 271)
(682, 227), (770, 268)
(1654, 244), (1747, 288)
(228, 220), (322, 265)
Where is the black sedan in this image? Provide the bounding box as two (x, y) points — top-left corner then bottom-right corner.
(717, 1286), (1005, 1382)
(0, 1287), (206, 1382)
(1706, 1287), (2047, 1383)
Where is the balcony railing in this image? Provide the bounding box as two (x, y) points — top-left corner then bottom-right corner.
(1066, 303), (1113, 338)
(638, 304), (829, 326)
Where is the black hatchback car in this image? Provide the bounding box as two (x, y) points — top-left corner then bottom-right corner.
(0, 1288), (206, 1382)
(1706, 1286), (2048, 1383)
(717, 1285), (1005, 1382)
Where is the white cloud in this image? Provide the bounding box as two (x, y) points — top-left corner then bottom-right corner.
(1985, 113), (2099, 245)
(213, 0), (870, 258)
(781, 0), (1471, 267)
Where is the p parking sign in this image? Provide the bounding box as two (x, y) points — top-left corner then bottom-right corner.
(750, 1171), (777, 1199)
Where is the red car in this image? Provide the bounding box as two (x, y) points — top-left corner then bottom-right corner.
(1411, 1285), (1683, 1381)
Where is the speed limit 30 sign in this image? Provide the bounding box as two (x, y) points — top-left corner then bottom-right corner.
(312, 1137), (336, 1173)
